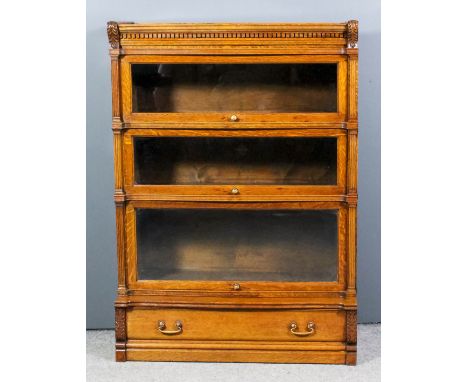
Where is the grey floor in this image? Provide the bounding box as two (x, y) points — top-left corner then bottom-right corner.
(87, 324), (380, 382)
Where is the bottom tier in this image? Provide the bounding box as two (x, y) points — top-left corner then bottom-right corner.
(115, 306), (357, 364)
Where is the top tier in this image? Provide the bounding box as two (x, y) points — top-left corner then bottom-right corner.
(108, 22), (358, 126)
(107, 21), (358, 55)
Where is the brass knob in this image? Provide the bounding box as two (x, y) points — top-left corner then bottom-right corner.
(231, 187), (239, 195)
(232, 283), (241, 291)
(230, 114), (239, 122)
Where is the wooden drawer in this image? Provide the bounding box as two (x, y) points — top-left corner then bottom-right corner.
(127, 308), (346, 342)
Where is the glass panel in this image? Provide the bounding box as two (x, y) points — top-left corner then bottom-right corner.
(136, 209), (338, 282)
(132, 64), (337, 113)
(134, 137), (337, 185)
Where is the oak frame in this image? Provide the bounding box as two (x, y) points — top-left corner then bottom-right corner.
(108, 21), (358, 365)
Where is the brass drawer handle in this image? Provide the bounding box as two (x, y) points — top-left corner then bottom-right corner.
(158, 320), (183, 335)
(231, 187), (239, 195)
(289, 321), (315, 337)
(230, 114), (239, 122)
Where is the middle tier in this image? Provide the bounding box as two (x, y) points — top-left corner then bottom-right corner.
(122, 128), (348, 199)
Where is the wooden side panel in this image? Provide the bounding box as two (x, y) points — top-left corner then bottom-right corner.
(114, 202), (126, 294)
(110, 41), (128, 362)
(346, 310), (357, 365)
(347, 132), (358, 195)
(115, 307), (127, 362)
(111, 50), (126, 296)
(346, 132), (358, 297)
(347, 50), (358, 122)
(346, 46), (358, 300)
(347, 205), (357, 291)
(110, 54), (121, 123)
(113, 131), (123, 192)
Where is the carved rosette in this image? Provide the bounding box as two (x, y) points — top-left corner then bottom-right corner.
(107, 21), (120, 49)
(347, 20), (358, 48)
(346, 310), (357, 344)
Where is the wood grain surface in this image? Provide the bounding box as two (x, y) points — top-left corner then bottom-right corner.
(109, 21), (358, 364)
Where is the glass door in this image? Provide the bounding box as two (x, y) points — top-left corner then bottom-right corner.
(134, 137), (337, 185)
(123, 129), (347, 197)
(131, 63), (337, 113)
(121, 55), (348, 124)
(126, 201), (346, 292)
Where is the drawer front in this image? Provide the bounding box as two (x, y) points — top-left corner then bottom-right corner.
(127, 308), (346, 342)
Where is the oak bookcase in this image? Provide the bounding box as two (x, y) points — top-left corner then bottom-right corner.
(107, 21), (358, 364)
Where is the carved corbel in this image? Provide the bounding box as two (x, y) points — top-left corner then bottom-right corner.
(107, 21), (120, 49)
(346, 310), (357, 344)
(115, 306), (127, 361)
(347, 20), (358, 48)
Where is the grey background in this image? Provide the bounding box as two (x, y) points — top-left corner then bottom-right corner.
(87, 0), (381, 328)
